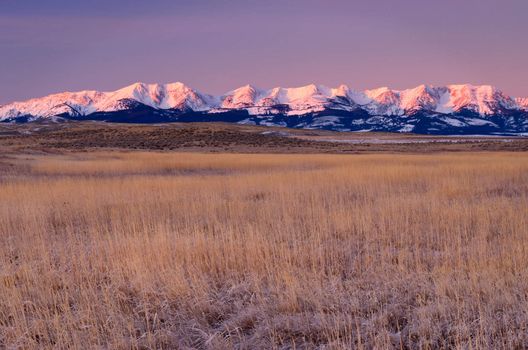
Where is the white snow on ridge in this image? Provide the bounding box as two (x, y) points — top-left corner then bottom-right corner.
(95, 82), (214, 112)
(517, 97), (528, 111)
(465, 118), (497, 126)
(435, 90), (454, 114)
(399, 124), (415, 132)
(310, 116), (342, 127)
(0, 82), (527, 121)
(441, 117), (466, 127)
(364, 84), (520, 116)
(0, 90), (105, 119)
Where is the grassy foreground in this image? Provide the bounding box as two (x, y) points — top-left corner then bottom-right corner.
(1, 152), (527, 349)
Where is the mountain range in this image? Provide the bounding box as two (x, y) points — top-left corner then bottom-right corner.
(1, 82), (528, 134)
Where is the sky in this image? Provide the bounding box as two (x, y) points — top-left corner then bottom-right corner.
(1, 0), (527, 104)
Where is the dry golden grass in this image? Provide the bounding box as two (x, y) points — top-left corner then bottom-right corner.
(1, 151), (527, 349)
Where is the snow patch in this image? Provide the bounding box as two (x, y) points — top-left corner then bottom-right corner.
(465, 118), (497, 126)
(441, 117), (466, 127)
(399, 124), (414, 132)
(310, 116), (342, 127)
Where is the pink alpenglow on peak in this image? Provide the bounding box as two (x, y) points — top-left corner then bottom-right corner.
(96, 82), (214, 112)
(221, 85), (261, 109)
(0, 82), (527, 135)
(516, 97), (528, 111)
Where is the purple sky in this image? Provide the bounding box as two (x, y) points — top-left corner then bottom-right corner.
(1, 0), (527, 104)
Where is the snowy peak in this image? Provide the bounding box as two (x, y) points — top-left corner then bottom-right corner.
(365, 87), (399, 105)
(516, 97), (528, 111)
(364, 87), (402, 115)
(220, 83), (355, 111)
(221, 85), (260, 108)
(0, 90), (105, 119)
(0, 82), (218, 120)
(444, 84), (516, 115)
(333, 84), (350, 98)
(278, 84), (328, 105)
(0, 82), (526, 126)
(400, 85), (441, 112)
(359, 84), (521, 116)
(97, 82), (212, 112)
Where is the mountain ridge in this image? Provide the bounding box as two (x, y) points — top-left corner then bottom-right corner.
(1, 82), (527, 135)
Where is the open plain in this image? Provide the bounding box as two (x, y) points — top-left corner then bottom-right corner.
(1, 127), (527, 348)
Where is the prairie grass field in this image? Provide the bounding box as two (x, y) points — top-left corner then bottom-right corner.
(1, 151), (528, 349)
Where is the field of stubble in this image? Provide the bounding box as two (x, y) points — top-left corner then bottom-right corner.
(1, 151), (527, 349)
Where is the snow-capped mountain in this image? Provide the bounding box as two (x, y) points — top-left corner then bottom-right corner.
(1, 82), (527, 134)
(517, 97), (528, 111)
(0, 90), (106, 119)
(0, 82), (215, 121)
(362, 84), (518, 116)
(96, 82), (216, 112)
